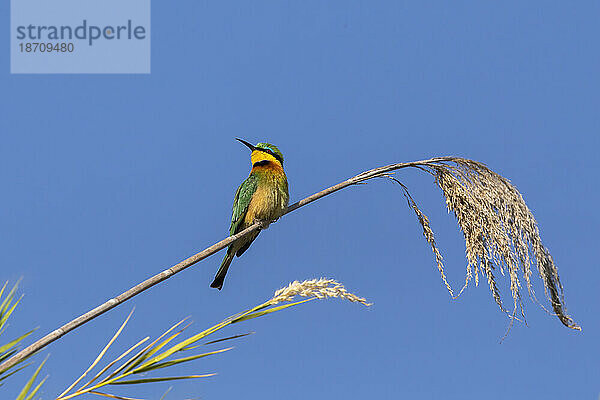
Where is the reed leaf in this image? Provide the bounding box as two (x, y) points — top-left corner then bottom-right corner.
(123, 323), (191, 374)
(15, 355), (47, 400)
(231, 299), (315, 323)
(58, 310), (134, 398)
(0, 363), (31, 385)
(82, 337), (149, 390)
(106, 319), (189, 380)
(132, 348), (231, 374)
(23, 375), (48, 400)
(56, 278), (369, 400)
(195, 332), (254, 347)
(109, 375), (215, 385)
(0, 281), (47, 399)
(88, 391), (143, 400)
(0, 330), (35, 355)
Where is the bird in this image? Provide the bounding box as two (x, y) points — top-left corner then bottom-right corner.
(210, 139), (289, 290)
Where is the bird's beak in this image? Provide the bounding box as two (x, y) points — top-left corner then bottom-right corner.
(236, 138), (256, 151)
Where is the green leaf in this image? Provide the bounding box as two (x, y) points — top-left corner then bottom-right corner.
(88, 391), (144, 400)
(0, 281), (21, 339)
(202, 332), (254, 346)
(0, 282), (12, 306)
(15, 356), (47, 400)
(108, 319), (188, 379)
(232, 299), (314, 323)
(133, 347), (231, 374)
(0, 349), (17, 364)
(24, 375), (48, 400)
(134, 300), (288, 369)
(0, 362), (31, 384)
(181, 332), (254, 351)
(0, 282), (18, 319)
(124, 322), (190, 373)
(0, 329), (34, 354)
(82, 337), (149, 389)
(0, 295), (23, 328)
(137, 321), (230, 370)
(0, 282), (8, 304)
(57, 309), (136, 400)
(110, 374), (215, 385)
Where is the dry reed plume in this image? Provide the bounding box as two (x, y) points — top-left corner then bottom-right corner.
(370, 157), (579, 330)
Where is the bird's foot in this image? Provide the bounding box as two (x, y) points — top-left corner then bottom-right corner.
(257, 219), (271, 230)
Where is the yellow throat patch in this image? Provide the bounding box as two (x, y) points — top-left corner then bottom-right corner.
(251, 150), (282, 167)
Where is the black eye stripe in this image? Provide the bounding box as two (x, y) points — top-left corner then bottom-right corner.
(257, 148), (283, 164)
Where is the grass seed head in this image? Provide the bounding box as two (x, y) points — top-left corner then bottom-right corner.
(271, 278), (372, 307)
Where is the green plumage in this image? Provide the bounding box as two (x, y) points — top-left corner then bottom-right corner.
(230, 174), (258, 238)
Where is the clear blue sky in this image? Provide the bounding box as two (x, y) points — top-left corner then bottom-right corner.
(1, 2), (599, 399)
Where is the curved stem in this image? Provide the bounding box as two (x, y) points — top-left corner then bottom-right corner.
(0, 157), (465, 373)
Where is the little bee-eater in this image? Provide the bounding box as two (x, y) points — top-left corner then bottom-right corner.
(210, 139), (289, 290)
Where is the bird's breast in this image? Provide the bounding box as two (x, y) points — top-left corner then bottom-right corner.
(244, 173), (289, 225)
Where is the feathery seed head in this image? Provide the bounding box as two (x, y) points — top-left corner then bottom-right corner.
(367, 156), (579, 330)
(409, 158), (578, 330)
(270, 278), (372, 306)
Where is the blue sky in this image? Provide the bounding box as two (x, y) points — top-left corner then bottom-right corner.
(1, 1), (599, 399)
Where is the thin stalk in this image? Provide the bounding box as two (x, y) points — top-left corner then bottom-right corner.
(0, 156), (577, 373)
(1, 156), (420, 373)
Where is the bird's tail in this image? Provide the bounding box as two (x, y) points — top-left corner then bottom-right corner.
(210, 250), (235, 290)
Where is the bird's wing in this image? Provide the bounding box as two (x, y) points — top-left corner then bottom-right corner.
(229, 174), (258, 235)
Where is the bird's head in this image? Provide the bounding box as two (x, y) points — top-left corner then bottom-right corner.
(236, 138), (284, 168)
